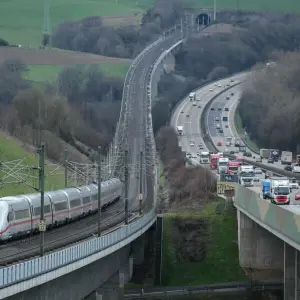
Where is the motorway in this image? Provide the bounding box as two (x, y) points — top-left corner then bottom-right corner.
(172, 74), (300, 208)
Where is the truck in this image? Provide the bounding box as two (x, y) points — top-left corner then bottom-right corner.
(263, 177), (291, 205)
(238, 165), (255, 187)
(226, 137), (232, 147)
(281, 151), (292, 165)
(269, 149), (280, 162)
(218, 157), (229, 174)
(200, 151), (210, 164)
(260, 148), (270, 159)
(177, 126), (183, 135)
(296, 154), (300, 164)
(189, 92), (196, 101)
(210, 153), (221, 170)
(227, 161), (240, 174)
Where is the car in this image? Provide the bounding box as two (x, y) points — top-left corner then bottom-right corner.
(197, 153), (201, 156)
(215, 117), (219, 121)
(190, 141), (195, 146)
(210, 88), (213, 92)
(181, 111), (184, 113)
(226, 83), (230, 87)
(199, 145), (204, 150)
(198, 105), (201, 108)
(254, 168), (263, 175)
(265, 171), (273, 178)
(217, 141), (222, 146)
(211, 107), (215, 110)
(218, 84), (222, 87)
(293, 164), (300, 173)
(231, 92), (234, 96)
(193, 102), (197, 106)
(295, 193), (300, 201)
(255, 157), (262, 163)
(224, 108), (229, 111)
(230, 151), (235, 155)
(226, 141), (230, 147)
(218, 108), (222, 111)
(192, 154), (197, 159)
(219, 129), (223, 133)
(226, 96), (230, 100)
(284, 165), (293, 172)
(289, 178), (299, 189)
(267, 157), (274, 163)
(225, 124), (229, 128)
(243, 152), (252, 157)
(186, 114), (190, 117)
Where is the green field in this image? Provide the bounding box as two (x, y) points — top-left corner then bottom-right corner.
(162, 200), (246, 285)
(188, 0), (300, 13)
(25, 62), (129, 83)
(0, 132), (66, 197)
(0, 0), (153, 47)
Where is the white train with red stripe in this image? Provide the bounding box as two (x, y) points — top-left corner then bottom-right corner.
(0, 178), (123, 241)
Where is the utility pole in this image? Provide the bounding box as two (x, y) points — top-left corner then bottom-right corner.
(97, 146), (102, 237)
(213, 0), (217, 21)
(64, 149), (68, 188)
(139, 151), (143, 216)
(38, 143), (46, 257)
(180, 18), (183, 39)
(124, 150), (129, 225)
(42, 0), (51, 46)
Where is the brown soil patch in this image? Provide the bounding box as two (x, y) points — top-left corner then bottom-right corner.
(0, 47), (132, 65)
(191, 23), (235, 38)
(102, 13), (142, 27)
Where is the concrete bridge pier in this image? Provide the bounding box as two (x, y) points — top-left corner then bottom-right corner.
(132, 234), (145, 265)
(284, 243), (300, 300)
(94, 255), (133, 300)
(237, 210), (284, 281)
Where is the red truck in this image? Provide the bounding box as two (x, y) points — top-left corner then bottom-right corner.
(210, 153), (221, 170)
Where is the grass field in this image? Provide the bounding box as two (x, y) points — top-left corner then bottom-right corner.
(0, 132), (66, 197)
(0, 0), (153, 47)
(189, 0), (300, 13)
(162, 200), (246, 285)
(25, 62), (129, 83)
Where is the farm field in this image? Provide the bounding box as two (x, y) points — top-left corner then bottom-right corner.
(0, 132), (67, 197)
(189, 0), (300, 13)
(0, 0), (153, 47)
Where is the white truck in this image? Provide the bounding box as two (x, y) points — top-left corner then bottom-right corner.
(177, 126), (183, 135)
(218, 157), (229, 173)
(269, 177), (291, 205)
(238, 165), (255, 187)
(281, 151), (292, 165)
(189, 92), (196, 101)
(226, 137), (233, 147)
(260, 148), (270, 159)
(200, 151), (210, 164)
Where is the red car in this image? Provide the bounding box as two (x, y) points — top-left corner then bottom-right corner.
(217, 141), (222, 146)
(295, 193), (300, 201)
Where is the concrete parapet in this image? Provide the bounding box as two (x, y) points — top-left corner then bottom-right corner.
(238, 210), (283, 281)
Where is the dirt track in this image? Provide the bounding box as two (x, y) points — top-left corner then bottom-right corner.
(0, 47), (131, 65)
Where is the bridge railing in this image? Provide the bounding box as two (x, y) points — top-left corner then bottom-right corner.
(0, 209), (156, 290)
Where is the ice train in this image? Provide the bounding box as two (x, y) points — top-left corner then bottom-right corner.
(0, 178), (123, 241)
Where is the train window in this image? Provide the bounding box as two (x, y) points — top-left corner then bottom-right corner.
(34, 207), (41, 216)
(70, 199), (81, 207)
(92, 194), (98, 201)
(83, 196), (90, 204)
(7, 212), (13, 222)
(15, 209), (30, 220)
(54, 202), (67, 211)
(44, 205), (51, 213)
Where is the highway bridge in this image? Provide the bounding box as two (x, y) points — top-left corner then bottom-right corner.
(172, 71), (300, 300)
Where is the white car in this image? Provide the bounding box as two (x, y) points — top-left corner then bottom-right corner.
(190, 141), (195, 147)
(290, 179), (299, 189)
(218, 84), (222, 87)
(209, 88), (213, 92)
(293, 164), (300, 173)
(254, 168), (263, 175)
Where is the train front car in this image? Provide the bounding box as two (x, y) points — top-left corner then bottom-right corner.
(0, 200), (12, 241)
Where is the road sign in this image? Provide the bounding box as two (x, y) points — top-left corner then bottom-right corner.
(39, 220), (46, 232)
